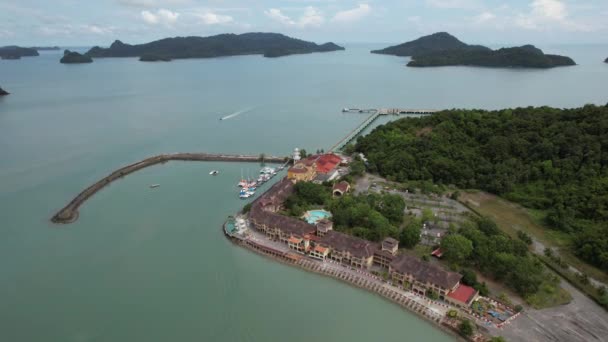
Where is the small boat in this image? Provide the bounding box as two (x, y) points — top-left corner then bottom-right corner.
(209, 170), (219, 175)
(149, 184), (160, 188)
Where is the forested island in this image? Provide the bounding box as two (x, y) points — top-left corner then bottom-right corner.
(371, 32), (575, 68)
(86, 33), (344, 61)
(60, 50), (93, 64)
(605, 57), (608, 63)
(31, 46), (60, 51)
(355, 105), (608, 272)
(0, 46), (39, 60)
(0, 87), (9, 96)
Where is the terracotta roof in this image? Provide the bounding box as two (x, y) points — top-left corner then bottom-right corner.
(431, 248), (444, 258)
(390, 254), (462, 289)
(314, 245), (329, 254)
(316, 154), (342, 173)
(332, 181), (350, 193)
(319, 231), (377, 258)
(288, 236), (303, 244)
(288, 165), (309, 174)
(447, 284), (478, 304)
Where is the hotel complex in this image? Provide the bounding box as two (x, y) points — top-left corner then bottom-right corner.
(248, 170), (478, 308)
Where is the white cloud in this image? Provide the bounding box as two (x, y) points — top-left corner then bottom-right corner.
(82, 24), (114, 34)
(513, 0), (591, 31)
(299, 7), (324, 27)
(265, 6), (324, 28)
(530, 0), (566, 20)
(332, 4), (371, 23)
(473, 11), (496, 24)
(197, 11), (233, 25)
(426, 0), (480, 10)
(265, 8), (295, 25)
(117, 0), (190, 9)
(140, 8), (179, 25)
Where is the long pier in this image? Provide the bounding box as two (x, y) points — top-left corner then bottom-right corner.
(331, 107), (438, 152)
(51, 152), (286, 224)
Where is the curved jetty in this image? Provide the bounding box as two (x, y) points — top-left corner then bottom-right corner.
(51, 152), (286, 224)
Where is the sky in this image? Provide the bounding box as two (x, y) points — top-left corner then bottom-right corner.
(0, 0), (607, 46)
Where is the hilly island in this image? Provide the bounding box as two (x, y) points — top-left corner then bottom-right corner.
(86, 33), (344, 61)
(372, 32), (575, 68)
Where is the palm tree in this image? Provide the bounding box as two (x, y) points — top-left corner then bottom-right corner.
(259, 153), (266, 166)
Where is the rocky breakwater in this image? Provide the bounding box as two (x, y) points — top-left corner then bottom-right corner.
(51, 152), (286, 224)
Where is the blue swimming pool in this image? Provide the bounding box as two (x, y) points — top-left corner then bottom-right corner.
(304, 210), (332, 224)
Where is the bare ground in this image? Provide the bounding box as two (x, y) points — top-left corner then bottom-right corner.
(496, 281), (608, 342)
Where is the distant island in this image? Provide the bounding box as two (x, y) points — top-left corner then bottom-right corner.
(0, 46), (39, 60)
(31, 46), (61, 51)
(60, 50), (93, 64)
(0, 87), (8, 96)
(372, 32), (575, 69)
(139, 54), (172, 62)
(86, 33), (345, 61)
(605, 57), (608, 63)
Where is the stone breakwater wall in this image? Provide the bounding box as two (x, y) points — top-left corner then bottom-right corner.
(231, 237), (464, 341)
(51, 153), (286, 224)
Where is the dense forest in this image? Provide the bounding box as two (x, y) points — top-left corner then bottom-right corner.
(356, 105), (608, 271)
(0, 45), (39, 59)
(86, 33), (344, 61)
(408, 45), (575, 68)
(60, 50), (93, 64)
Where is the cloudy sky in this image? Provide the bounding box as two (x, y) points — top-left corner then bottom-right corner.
(0, 0), (606, 46)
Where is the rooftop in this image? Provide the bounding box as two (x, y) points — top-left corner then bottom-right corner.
(320, 230), (377, 258)
(447, 284), (478, 304)
(332, 181), (350, 193)
(390, 254), (462, 289)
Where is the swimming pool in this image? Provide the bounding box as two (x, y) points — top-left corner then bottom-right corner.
(304, 210), (332, 224)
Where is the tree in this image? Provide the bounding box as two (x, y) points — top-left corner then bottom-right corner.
(441, 234), (473, 265)
(489, 337), (506, 342)
(458, 319), (474, 337)
(300, 149), (308, 158)
(350, 159), (365, 177)
(400, 221), (421, 248)
(242, 203), (252, 213)
(259, 153), (266, 166)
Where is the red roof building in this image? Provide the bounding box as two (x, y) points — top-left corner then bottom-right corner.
(446, 284), (478, 307)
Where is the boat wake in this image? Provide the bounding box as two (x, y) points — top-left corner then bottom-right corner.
(220, 107), (254, 121)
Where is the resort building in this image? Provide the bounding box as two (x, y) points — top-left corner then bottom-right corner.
(319, 231), (377, 269)
(315, 219), (333, 237)
(248, 177), (474, 307)
(309, 245), (330, 261)
(332, 181), (350, 197)
(287, 161), (316, 182)
(389, 254), (462, 299)
(373, 237), (399, 268)
(289, 153), (343, 184)
(446, 284), (479, 308)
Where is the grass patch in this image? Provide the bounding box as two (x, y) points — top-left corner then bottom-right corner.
(525, 276), (572, 309)
(459, 191), (608, 284)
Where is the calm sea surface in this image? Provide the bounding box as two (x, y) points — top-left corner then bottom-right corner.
(1, 43), (606, 341)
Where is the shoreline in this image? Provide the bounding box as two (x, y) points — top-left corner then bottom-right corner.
(223, 226), (465, 341)
(51, 152), (286, 224)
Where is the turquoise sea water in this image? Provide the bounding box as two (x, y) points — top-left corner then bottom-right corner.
(1, 44), (607, 342)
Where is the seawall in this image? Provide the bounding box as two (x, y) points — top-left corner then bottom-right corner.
(51, 152), (286, 224)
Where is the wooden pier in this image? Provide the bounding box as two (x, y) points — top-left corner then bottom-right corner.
(332, 107), (438, 151)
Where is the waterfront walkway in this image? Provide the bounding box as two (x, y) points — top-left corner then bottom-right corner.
(239, 225), (449, 323)
(52, 152), (286, 224)
(331, 107), (438, 152)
